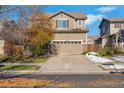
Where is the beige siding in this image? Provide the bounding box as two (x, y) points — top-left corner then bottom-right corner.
(51, 13), (85, 30)
(53, 33), (86, 43)
(82, 44), (87, 53)
(110, 23), (120, 35)
(110, 23), (124, 35)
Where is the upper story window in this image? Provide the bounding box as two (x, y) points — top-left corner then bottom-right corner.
(121, 23), (124, 29)
(56, 19), (68, 29)
(102, 26), (106, 34)
(77, 20), (83, 26)
(114, 23), (121, 28)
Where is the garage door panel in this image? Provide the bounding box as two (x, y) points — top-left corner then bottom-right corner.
(53, 41), (82, 54)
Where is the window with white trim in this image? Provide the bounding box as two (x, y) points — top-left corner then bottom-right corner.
(102, 26), (106, 34)
(114, 23), (121, 28)
(77, 20), (83, 26)
(56, 19), (68, 29)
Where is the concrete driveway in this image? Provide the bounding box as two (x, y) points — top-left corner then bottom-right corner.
(39, 54), (109, 74)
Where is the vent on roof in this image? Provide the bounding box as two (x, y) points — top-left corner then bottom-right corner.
(61, 13), (63, 17)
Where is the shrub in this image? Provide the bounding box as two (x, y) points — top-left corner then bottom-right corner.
(98, 47), (121, 56)
(13, 46), (24, 56)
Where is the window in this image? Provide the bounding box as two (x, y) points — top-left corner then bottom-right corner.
(56, 41), (60, 44)
(75, 41), (78, 44)
(102, 26), (105, 34)
(77, 20), (83, 26)
(57, 19), (68, 29)
(114, 23), (121, 28)
(120, 30), (124, 39)
(60, 41), (63, 44)
(53, 41), (83, 45)
(71, 41), (74, 44)
(121, 24), (124, 28)
(64, 41), (67, 44)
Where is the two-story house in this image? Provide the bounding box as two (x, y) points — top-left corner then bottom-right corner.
(46, 11), (89, 54)
(99, 18), (124, 50)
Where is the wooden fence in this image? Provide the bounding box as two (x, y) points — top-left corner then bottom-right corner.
(86, 44), (101, 52)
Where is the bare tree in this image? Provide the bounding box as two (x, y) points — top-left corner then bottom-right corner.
(0, 6), (18, 14)
(0, 5), (45, 31)
(17, 6), (45, 32)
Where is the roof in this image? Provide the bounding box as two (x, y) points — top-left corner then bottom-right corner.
(45, 11), (87, 20)
(53, 28), (89, 33)
(88, 35), (99, 40)
(99, 18), (124, 28)
(105, 18), (124, 23)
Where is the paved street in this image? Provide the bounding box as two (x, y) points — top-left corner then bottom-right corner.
(0, 74), (124, 88)
(0, 54), (118, 88)
(39, 54), (109, 74)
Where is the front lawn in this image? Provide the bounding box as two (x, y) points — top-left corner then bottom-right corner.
(0, 65), (40, 71)
(26, 57), (48, 63)
(0, 56), (48, 63)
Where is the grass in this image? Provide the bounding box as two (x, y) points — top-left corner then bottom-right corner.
(26, 57), (48, 63)
(0, 65), (40, 71)
(0, 56), (48, 63)
(0, 78), (50, 87)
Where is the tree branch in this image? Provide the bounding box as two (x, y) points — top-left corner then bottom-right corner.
(0, 6), (19, 14)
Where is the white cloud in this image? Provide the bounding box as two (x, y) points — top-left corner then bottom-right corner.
(97, 6), (117, 13)
(86, 14), (106, 25)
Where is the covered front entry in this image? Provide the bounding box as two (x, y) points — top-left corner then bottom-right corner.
(52, 40), (82, 54)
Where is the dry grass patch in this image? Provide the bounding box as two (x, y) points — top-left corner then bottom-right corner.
(0, 78), (51, 87)
(48, 81), (75, 88)
(88, 78), (124, 87)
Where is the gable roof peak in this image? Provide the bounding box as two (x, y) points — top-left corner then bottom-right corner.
(99, 18), (124, 28)
(46, 10), (87, 20)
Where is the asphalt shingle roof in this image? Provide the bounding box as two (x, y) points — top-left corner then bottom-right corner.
(45, 11), (87, 19)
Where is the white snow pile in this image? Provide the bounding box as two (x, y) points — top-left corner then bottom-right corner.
(86, 52), (115, 63)
(112, 56), (124, 62)
(101, 64), (124, 70)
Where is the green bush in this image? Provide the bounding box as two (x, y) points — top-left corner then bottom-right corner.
(0, 56), (23, 63)
(98, 47), (121, 56)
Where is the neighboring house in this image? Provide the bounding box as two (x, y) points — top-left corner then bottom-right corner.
(99, 18), (124, 50)
(46, 11), (89, 54)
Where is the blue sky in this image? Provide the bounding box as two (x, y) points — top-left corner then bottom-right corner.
(4, 5), (124, 36)
(43, 5), (124, 36)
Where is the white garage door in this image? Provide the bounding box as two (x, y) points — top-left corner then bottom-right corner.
(53, 41), (82, 54)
